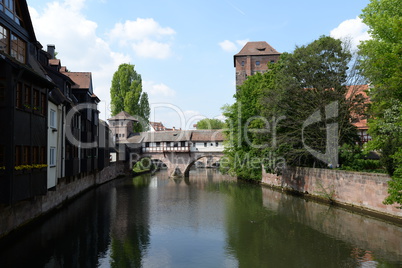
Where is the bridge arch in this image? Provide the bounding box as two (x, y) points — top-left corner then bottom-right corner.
(183, 154), (223, 177)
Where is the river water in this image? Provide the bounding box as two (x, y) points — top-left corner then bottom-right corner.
(0, 169), (401, 267)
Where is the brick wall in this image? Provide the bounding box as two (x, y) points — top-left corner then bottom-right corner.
(262, 167), (402, 219)
(0, 161), (128, 238)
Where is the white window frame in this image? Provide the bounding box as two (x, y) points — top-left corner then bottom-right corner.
(50, 147), (56, 167)
(50, 109), (56, 129)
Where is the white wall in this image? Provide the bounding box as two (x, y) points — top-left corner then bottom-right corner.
(190, 141), (224, 152)
(47, 102), (58, 189)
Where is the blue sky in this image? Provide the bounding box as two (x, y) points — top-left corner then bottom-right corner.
(28, 0), (370, 129)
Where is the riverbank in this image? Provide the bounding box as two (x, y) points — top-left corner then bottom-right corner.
(262, 167), (402, 222)
(0, 162), (128, 239)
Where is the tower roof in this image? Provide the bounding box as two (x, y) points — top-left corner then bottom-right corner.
(108, 111), (138, 122)
(235, 41), (280, 56)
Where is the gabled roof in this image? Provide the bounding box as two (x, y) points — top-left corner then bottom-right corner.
(235, 41), (280, 56)
(49, 59), (61, 67)
(108, 111), (138, 122)
(150, 121), (173, 131)
(62, 72), (92, 89)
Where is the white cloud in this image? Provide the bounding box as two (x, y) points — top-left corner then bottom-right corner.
(143, 81), (176, 98)
(236, 39), (249, 47)
(29, 1), (131, 121)
(330, 17), (371, 51)
(108, 18), (175, 59)
(219, 40), (238, 53)
(219, 39), (250, 53)
(132, 39), (173, 59)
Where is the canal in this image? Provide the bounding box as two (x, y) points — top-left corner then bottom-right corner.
(0, 169), (401, 267)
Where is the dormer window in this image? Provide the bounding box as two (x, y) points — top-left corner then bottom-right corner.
(0, 24), (26, 63)
(1, 0), (24, 26)
(257, 48), (266, 51)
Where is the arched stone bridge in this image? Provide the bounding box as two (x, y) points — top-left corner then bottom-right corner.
(126, 130), (225, 177)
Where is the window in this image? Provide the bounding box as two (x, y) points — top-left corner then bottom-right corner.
(40, 93), (46, 116)
(24, 84), (30, 109)
(204, 142), (207, 147)
(2, 0), (24, 25)
(145, 142), (149, 148)
(241, 61), (245, 66)
(32, 146), (39, 164)
(156, 142), (161, 147)
(15, 82), (22, 108)
(181, 141), (185, 147)
(50, 109), (56, 128)
(15, 145), (21, 166)
(10, 33), (25, 63)
(33, 89), (39, 110)
(256, 61), (260, 66)
(216, 142), (219, 147)
(0, 24), (8, 53)
(0, 23), (25, 63)
(66, 144), (71, 160)
(40, 147), (46, 164)
(49, 147), (56, 167)
(22, 146), (29, 165)
(270, 60), (275, 64)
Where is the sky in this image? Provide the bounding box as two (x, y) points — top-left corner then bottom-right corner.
(27, 0), (371, 129)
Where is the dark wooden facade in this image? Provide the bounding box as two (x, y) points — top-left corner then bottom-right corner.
(0, 0), (53, 204)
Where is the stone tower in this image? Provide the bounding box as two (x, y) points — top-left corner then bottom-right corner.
(234, 41), (281, 87)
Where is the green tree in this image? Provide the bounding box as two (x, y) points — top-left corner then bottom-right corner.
(110, 63), (150, 132)
(222, 71), (277, 181)
(222, 36), (364, 181)
(358, 0), (402, 206)
(196, 118), (225, 129)
(262, 36), (360, 168)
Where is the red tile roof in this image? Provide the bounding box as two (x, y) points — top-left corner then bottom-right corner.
(62, 71), (91, 89)
(347, 85), (370, 130)
(49, 59), (60, 66)
(235, 41), (280, 56)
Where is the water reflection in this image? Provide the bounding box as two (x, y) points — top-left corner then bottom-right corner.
(0, 169), (401, 267)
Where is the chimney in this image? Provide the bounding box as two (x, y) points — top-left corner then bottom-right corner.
(47, 44), (55, 59)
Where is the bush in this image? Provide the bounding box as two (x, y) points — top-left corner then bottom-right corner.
(339, 144), (384, 173)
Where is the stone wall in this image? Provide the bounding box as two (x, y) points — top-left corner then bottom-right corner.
(0, 161), (128, 238)
(261, 187), (402, 261)
(262, 167), (402, 219)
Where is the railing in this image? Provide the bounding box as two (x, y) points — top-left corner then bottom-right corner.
(143, 145), (190, 153)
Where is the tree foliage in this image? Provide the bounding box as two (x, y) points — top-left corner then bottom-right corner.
(263, 36), (361, 168)
(222, 36), (364, 181)
(358, 0), (402, 206)
(196, 118), (225, 129)
(110, 63), (150, 132)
